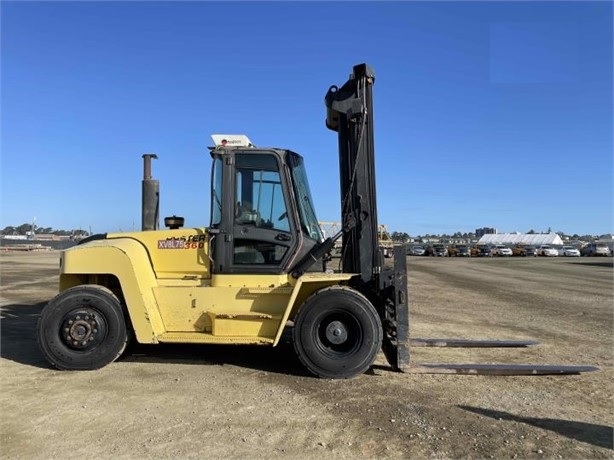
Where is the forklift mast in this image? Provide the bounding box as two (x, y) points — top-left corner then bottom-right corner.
(325, 64), (410, 371)
(325, 63), (379, 283)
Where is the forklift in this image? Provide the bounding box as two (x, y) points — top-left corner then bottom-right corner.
(37, 64), (596, 378)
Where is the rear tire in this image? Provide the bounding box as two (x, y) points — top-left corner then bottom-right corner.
(293, 286), (382, 379)
(37, 285), (128, 370)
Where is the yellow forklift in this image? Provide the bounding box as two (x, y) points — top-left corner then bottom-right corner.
(37, 64), (596, 378)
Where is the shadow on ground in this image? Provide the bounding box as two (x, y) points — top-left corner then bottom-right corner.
(568, 261), (613, 268)
(0, 302), (309, 377)
(459, 405), (613, 450)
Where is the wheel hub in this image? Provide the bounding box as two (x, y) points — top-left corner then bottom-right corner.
(325, 320), (348, 344)
(61, 311), (103, 350)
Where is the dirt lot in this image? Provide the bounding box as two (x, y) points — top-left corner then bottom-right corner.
(1, 251), (612, 458)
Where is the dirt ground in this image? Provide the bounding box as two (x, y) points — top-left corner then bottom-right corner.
(1, 251), (612, 459)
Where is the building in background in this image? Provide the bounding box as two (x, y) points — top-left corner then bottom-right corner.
(478, 232), (564, 246)
(475, 227), (497, 238)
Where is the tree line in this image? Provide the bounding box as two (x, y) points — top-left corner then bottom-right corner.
(1, 223), (89, 237)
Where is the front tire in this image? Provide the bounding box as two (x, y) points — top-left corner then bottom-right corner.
(293, 286), (382, 379)
(37, 285), (128, 370)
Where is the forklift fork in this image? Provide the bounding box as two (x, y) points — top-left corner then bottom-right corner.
(379, 246), (598, 376)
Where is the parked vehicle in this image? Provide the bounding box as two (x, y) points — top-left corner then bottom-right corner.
(523, 245), (538, 257)
(537, 245), (558, 257)
(407, 244), (426, 256)
(448, 244), (471, 257)
(492, 244), (513, 257)
(474, 245), (492, 257)
(581, 242), (611, 257)
(434, 244), (448, 257)
(512, 244), (537, 257)
(427, 244), (448, 257)
(558, 245), (581, 257)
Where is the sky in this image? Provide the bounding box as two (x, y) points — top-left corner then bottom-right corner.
(1, 1), (612, 237)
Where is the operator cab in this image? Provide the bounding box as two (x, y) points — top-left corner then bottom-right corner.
(208, 134), (323, 275)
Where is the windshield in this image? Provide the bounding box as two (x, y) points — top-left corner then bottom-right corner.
(288, 153), (323, 242)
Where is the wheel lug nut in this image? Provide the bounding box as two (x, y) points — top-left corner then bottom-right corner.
(81, 341), (87, 346)
(73, 341), (78, 346)
(64, 328), (69, 333)
(89, 337), (94, 341)
(93, 329), (98, 334)
(68, 320), (73, 325)
(84, 316), (89, 320)
(76, 316), (81, 320)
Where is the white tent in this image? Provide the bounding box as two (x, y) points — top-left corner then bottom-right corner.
(478, 232), (564, 246)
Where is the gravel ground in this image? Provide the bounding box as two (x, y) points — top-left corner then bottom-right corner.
(1, 251), (612, 458)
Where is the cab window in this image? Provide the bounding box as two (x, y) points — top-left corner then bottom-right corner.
(235, 155), (289, 233)
(233, 153), (291, 267)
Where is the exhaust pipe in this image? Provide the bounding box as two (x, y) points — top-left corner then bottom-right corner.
(141, 153), (159, 231)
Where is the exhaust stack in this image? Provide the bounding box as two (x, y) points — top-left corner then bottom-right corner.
(141, 153), (159, 231)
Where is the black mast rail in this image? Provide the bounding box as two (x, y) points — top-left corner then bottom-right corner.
(325, 64), (409, 371)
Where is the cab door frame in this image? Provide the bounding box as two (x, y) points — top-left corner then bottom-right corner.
(209, 148), (302, 275)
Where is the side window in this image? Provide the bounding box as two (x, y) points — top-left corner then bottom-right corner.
(233, 153), (292, 267)
(235, 158), (289, 233)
